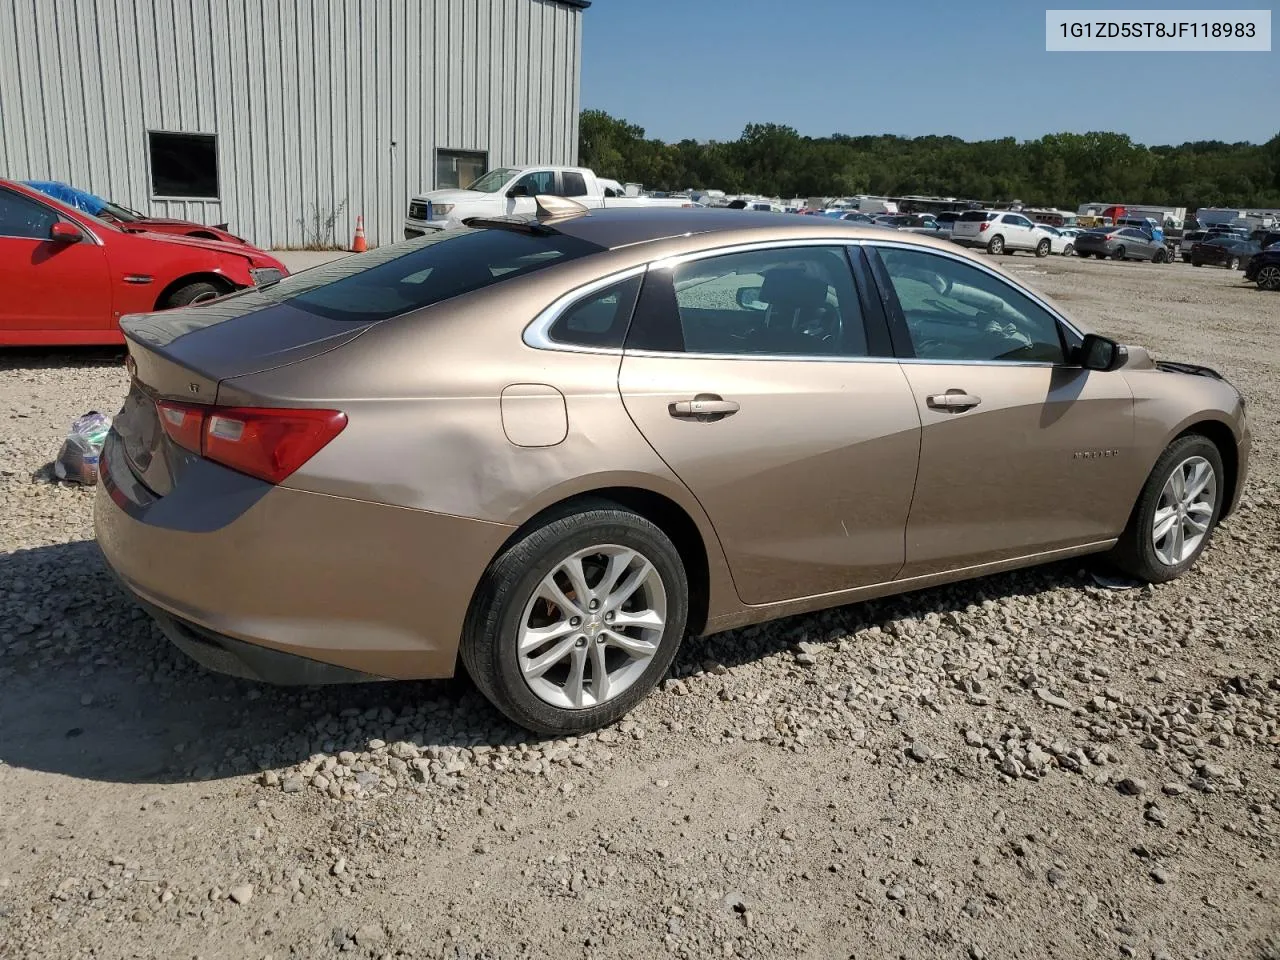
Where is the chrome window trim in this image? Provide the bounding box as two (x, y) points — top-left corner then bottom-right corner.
(522, 264), (649, 355)
(523, 234), (1085, 362)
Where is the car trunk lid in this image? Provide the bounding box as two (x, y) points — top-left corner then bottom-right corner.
(116, 294), (375, 496)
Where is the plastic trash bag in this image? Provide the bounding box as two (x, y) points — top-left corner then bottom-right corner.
(54, 412), (112, 485)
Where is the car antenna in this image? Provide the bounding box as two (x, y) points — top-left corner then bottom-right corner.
(534, 194), (591, 221)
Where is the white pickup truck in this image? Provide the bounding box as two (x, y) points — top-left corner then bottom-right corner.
(404, 166), (692, 238)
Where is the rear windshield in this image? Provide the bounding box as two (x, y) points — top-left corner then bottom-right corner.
(958, 211), (994, 222)
(256, 226), (603, 323)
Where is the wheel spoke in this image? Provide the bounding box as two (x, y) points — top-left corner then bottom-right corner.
(602, 628), (658, 659)
(1171, 519), (1185, 561)
(521, 636), (577, 679)
(564, 644), (588, 708)
(604, 560), (654, 612)
(1171, 467), (1186, 501)
(588, 640), (611, 703)
(1186, 500), (1213, 518)
(536, 572), (583, 620)
(1184, 461), (1212, 501)
(559, 555), (594, 611)
(1152, 510), (1178, 544)
(519, 618), (578, 653)
(612, 608), (664, 631)
(598, 549), (637, 598)
(1185, 515), (1209, 534)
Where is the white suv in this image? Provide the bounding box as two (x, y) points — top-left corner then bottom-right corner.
(951, 210), (1055, 257)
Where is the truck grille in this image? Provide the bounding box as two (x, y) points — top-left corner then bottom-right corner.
(408, 201), (429, 220)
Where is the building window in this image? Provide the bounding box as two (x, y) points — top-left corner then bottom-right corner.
(436, 149), (488, 190)
(148, 131), (219, 199)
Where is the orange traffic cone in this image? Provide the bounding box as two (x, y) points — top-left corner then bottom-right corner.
(350, 215), (367, 253)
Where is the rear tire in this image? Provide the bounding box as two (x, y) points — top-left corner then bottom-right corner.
(986, 235), (1005, 255)
(162, 281), (224, 308)
(1227, 256), (1240, 270)
(1110, 435), (1224, 584)
(1153, 248), (1167, 264)
(1256, 264), (1280, 290)
(1095, 253), (1107, 260)
(1035, 238), (1051, 258)
(460, 505), (689, 736)
(1111, 246), (1127, 261)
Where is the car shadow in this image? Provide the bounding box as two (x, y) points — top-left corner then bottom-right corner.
(0, 346), (125, 370)
(0, 537), (1093, 786)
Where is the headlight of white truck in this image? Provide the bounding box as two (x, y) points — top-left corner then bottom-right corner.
(430, 204), (454, 218)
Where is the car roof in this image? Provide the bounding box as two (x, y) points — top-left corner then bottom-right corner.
(547, 206), (876, 249)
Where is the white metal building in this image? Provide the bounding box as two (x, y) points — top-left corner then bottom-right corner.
(0, 0), (587, 248)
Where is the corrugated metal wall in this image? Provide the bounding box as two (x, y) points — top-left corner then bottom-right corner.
(0, 0), (583, 248)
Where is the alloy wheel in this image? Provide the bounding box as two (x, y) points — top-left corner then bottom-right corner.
(1152, 456), (1217, 566)
(1257, 264), (1280, 291)
(517, 545), (667, 709)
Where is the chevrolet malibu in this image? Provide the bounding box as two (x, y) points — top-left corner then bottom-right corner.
(95, 206), (1250, 735)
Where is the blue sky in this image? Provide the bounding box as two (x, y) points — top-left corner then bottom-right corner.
(580, 0), (1278, 146)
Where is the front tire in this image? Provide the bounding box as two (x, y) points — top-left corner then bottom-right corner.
(1110, 435), (1224, 583)
(1227, 256), (1240, 270)
(162, 281), (224, 308)
(1256, 264), (1280, 291)
(1063, 243), (1074, 257)
(1153, 248), (1167, 263)
(460, 504), (689, 736)
(986, 235), (1005, 255)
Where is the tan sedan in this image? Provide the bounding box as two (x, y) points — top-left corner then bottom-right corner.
(95, 206), (1250, 734)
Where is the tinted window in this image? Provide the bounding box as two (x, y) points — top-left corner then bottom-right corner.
(258, 227), (603, 323)
(547, 275), (642, 348)
(559, 172), (588, 197)
(629, 247), (868, 357)
(513, 170), (556, 195)
(0, 188), (59, 239)
(959, 211), (995, 222)
(148, 131), (218, 198)
(1002, 214), (1032, 227)
(874, 247), (1064, 364)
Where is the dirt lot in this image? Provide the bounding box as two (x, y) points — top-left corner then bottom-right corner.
(1, 254), (1277, 960)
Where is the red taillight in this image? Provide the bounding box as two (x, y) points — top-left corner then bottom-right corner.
(154, 401), (346, 484)
(1104, 234), (1115, 241)
(156, 400), (206, 453)
(979, 222), (989, 232)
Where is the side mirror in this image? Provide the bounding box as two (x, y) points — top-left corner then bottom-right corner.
(735, 286), (766, 311)
(49, 221), (83, 244)
(506, 185), (529, 198)
(1080, 333), (1127, 371)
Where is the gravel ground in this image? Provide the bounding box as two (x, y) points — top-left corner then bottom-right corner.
(1, 255), (1277, 960)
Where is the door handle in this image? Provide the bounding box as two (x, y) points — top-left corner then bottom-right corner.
(926, 390), (982, 411)
(669, 394), (740, 421)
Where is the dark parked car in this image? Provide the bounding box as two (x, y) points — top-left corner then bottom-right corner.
(1242, 244), (1280, 291)
(1179, 230), (1208, 262)
(1073, 227), (1170, 262)
(1190, 237), (1260, 270)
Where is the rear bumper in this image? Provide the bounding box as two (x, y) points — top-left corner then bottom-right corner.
(136, 592), (386, 684)
(94, 431), (515, 682)
(950, 235), (986, 248)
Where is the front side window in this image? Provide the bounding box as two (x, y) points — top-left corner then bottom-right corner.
(436, 149), (488, 190)
(512, 170), (556, 196)
(547, 275), (642, 348)
(148, 131), (218, 199)
(0, 188), (59, 239)
(628, 246), (869, 357)
(873, 246), (1065, 364)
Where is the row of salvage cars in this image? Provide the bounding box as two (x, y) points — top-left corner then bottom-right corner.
(0, 179), (288, 346)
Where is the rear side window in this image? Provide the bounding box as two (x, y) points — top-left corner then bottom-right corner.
(258, 227), (603, 323)
(560, 172), (588, 197)
(547, 275), (642, 348)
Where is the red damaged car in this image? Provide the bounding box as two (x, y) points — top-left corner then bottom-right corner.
(24, 180), (251, 246)
(0, 179), (288, 347)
